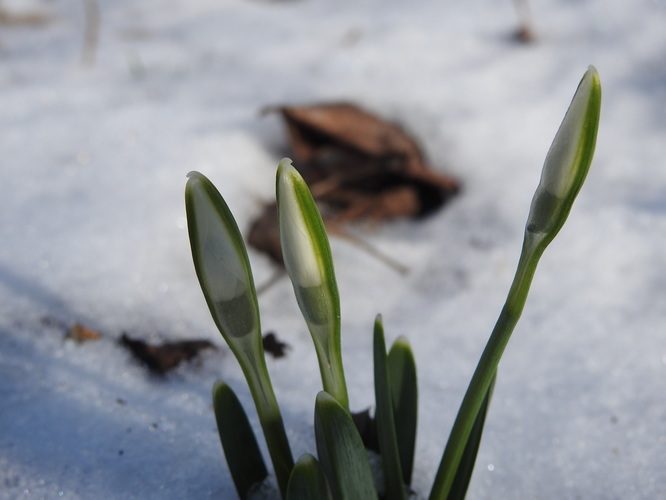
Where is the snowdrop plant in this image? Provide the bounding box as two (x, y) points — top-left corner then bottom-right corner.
(185, 66), (601, 500)
(430, 65), (601, 500)
(185, 172), (294, 495)
(277, 162), (349, 410)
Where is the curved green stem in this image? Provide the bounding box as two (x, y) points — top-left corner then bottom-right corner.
(431, 67), (600, 499)
(308, 322), (349, 411)
(429, 232), (546, 500)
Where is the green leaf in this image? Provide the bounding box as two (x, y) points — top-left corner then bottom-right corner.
(212, 381), (267, 499)
(286, 454), (333, 500)
(387, 336), (418, 486)
(314, 392), (377, 500)
(447, 375), (495, 500)
(277, 159), (349, 410)
(373, 316), (407, 500)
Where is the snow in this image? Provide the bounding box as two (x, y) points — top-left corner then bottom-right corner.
(1, 0), (665, 498)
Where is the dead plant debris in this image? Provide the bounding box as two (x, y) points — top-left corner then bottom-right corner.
(351, 408), (379, 453)
(66, 323), (102, 343)
(0, 7), (51, 26)
(262, 332), (290, 358)
(251, 103), (459, 267)
(120, 333), (216, 375)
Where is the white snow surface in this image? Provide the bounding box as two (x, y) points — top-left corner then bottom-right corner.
(1, 0), (665, 498)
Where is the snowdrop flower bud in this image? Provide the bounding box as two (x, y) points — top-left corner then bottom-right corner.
(185, 171), (259, 341)
(277, 160), (324, 290)
(526, 66), (601, 239)
(277, 158), (349, 409)
(277, 159), (339, 328)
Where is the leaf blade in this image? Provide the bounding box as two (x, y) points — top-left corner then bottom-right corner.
(314, 392), (377, 500)
(373, 316), (407, 500)
(212, 381), (267, 499)
(387, 336), (418, 486)
(447, 375), (495, 500)
(286, 454), (333, 500)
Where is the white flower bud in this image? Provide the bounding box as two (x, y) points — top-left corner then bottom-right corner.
(540, 68), (598, 198)
(277, 159), (324, 288)
(276, 158), (348, 408)
(526, 66), (601, 236)
(186, 172), (258, 339)
(187, 175), (249, 301)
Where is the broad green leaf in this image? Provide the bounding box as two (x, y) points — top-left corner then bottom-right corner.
(212, 381), (267, 499)
(314, 392), (376, 500)
(387, 336), (418, 486)
(373, 316), (407, 500)
(277, 159), (349, 410)
(286, 454), (333, 500)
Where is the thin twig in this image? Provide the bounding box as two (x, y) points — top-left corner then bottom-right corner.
(81, 0), (100, 66)
(512, 0), (536, 42)
(335, 227), (409, 276)
(255, 267), (287, 296)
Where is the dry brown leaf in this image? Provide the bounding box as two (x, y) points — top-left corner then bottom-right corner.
(66, 323), (102, 343)
(0, 7), (51, 26)
(269, 103), (425, 174)
(120, 333), (216, 375)
(247, 202), (283, 266)
(262, 332), (290, 359)
(249, 103), (459, 268)
(351, 408), (380, 453)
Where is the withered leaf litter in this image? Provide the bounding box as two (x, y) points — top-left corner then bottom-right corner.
(44, 315), (290, 374)
(250, 103), (460, 267)
(66, 323), (102, 343)
(119, 332), (289, 375)
(43, 318), (218, 374)
(351, 408), (380, 454)
(262, 331), (290, 359)
(120, 333), (217, 375)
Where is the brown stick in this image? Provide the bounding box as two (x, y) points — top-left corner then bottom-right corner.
(81, 0), (100, 66)
(512, 0), (536, 42)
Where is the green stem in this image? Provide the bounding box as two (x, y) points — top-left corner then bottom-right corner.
(320, 347), (350, 412)
(430, 232), (546, 500)
(309, 322), (350, 411)
(237, 345), (294, 499)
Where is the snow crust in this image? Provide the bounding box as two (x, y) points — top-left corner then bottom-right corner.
(1, 0), (665, 498)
